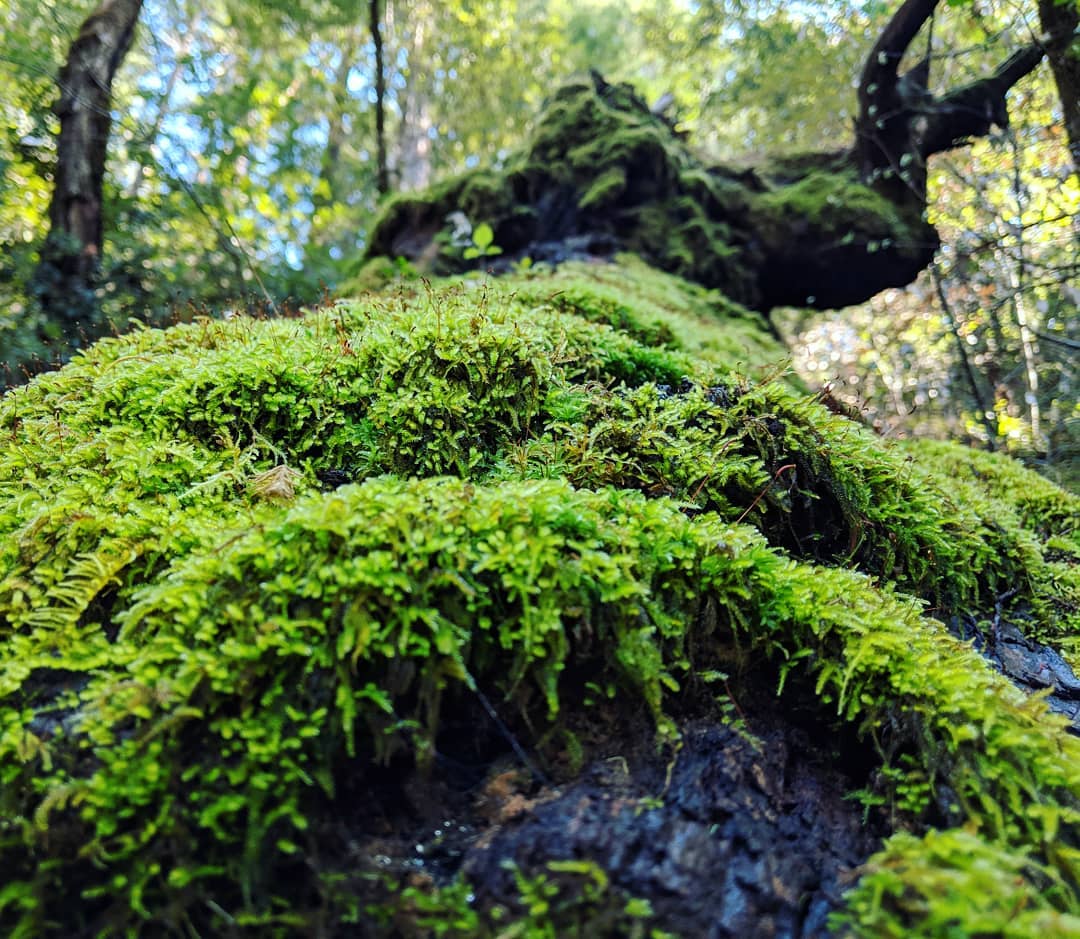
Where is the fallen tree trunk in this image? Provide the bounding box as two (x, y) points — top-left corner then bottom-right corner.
(363, 0), (1049, 313)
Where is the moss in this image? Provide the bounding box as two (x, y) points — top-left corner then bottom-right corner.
(902, 437), (1080, 648)
(363, 860), (673, 937)
(337, 255), (407, 294)
(361, 73), (937, 312)
(838, 829), (1080, 937)
(2, 260), (1080, 936)
(905, 438), (1079, 544)
(363, 74), (769, 304)
(578, 166), (627, 210)
(752, 170), (906, 245)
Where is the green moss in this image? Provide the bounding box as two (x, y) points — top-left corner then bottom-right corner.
(2, 261), (1079, 936)
(756, 169), (902, 227)
(838, 829), (1080, 937)
(906, 438), (1079, 544)
(578, 166), (628, 210)
(363, 860), (674, 938)
(361, 74), (937, 312)
(361, 75), (769, 306)
(337, 255), (409, 294)
(903, 437), (1080, 647)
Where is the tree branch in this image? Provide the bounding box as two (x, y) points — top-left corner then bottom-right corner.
(855, 0), (1049, 201)
(855, 0), (940, 188)
(859, 0), (938, 92)
(918, 43), (1046, 158)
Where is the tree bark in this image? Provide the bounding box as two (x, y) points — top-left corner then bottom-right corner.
(33, 0), (144, 339)
(1038, 0), (1080, 176)
(855, 0), (1045, 202)
(370, 0), (389, 196)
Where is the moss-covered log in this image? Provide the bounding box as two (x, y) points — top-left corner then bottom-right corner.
(362, 0), (1049, 316)
(362, 73), (938, 313)
(1, 259), (1078, 936)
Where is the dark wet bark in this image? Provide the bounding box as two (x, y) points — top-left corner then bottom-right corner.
(32, 0), (144, 338)
(1038, 0), (1080, 176)
(463, 719), (884, 938)
(337, 693), (887, 938)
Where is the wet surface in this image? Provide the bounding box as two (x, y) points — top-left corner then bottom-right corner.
(957, 613), (1080, 732)
(343, 703), (885, 938)
(463, 720), (881, 938)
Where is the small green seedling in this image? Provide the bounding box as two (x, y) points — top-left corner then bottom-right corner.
(464, 222), (503, 260)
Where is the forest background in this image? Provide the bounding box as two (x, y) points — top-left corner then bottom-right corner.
(1, 0), (1077, 484)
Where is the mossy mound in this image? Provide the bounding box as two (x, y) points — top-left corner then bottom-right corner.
(2, 260), (1079, 936)
(362, 72), (938, 311)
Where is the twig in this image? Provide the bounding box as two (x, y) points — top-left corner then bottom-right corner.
(736, 463), (796, 525)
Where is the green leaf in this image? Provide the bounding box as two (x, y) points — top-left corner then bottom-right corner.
(473, 222), (495, 250)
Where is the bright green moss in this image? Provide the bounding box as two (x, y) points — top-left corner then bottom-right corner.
(906, 437), (1079, 545)
(839, 829), (1080, 937)
(753, 170), (906, 242)
(2, 260), (1079, 936)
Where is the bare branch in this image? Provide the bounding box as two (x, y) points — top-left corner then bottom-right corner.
(919, 44), (1046, 158)
(859, 0), (939, 92)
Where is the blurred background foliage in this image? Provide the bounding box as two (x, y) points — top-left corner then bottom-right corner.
(0, 0), (1077, 483)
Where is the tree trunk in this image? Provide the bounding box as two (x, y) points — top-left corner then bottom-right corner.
(370, 0), (389, 196)
(32, 0), (144, 341)
(1038, 0), (1080, 177)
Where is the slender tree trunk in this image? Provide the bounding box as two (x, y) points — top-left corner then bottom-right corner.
(369, 0), (389, 196)
(1038, 0), (1080, 177)
(33, 0), (144, 341)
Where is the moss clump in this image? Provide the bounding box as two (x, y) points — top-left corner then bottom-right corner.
(363, 72), (937, 312)
(2, 260), (1080, 936)
(905, 438), (1079, 543)
(362, 75), (765, 303)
